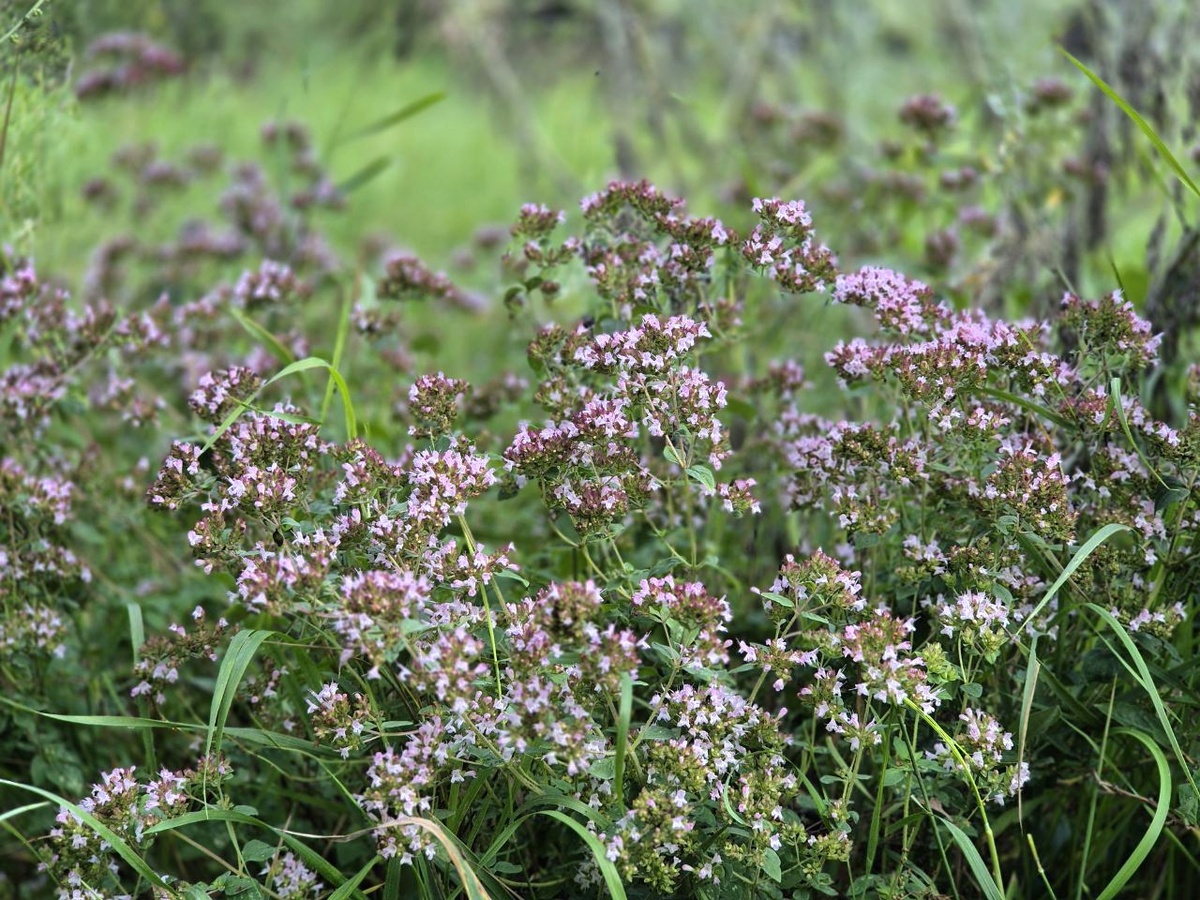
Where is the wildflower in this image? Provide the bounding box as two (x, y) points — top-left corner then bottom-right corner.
(927, 707), (1029, 804)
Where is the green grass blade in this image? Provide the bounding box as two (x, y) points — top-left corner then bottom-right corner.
(0, 800), (49, 825)
(1108, 378), (1167, 489)
(614, 674), (633, 811)
(145, 807), (369, 899)
(934, 816), (1005, 900)
(538, 810), (628, 900)
(0, 697), (333, 756)
(321, 281), (354, 427)
(349, 91), (448, 140)
(264, 356), (357, 439)
(384, 855), (403, 900)
(199, 355), (357, 455)
(1017, 634), (1040, 823)
(126, 602), (144, 665)
(973, 386), (1072, 429)
(1060, 49), (1200, 200)
(0, 778), (171, 891)
(337, 156), (392, 196)
(204, 629), (274, 779)
(228, 305), (297, 366)
(1015, 524), (1131, 637)
(1092, 729), (1171, 900)
(329, 855), (382, 900)
(1085, 604), (1200, 799)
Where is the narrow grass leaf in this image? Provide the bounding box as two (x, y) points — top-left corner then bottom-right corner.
(0, 698), (331, 756)
(145, 807), (368, 898)
(538, 810), (627, 900)
(384, 856), (403, 900)
(1093, 729), (1171, 900)
(1017, 634), (1040, 823)
(934, 816), (1005, 900)
(199, 356), (357, 455)
(614, 674), (633, 811)
(1015, 524), (1131, 637)
(1085, 604), (1200, 798)
(205, 629), (274, 779)
(329, 855), (382, 900)
(974, 386), (1072, 429)
(0, 779), (171, 890)
(228, 305), (297, 366)
(1061, 49), (1200, 200)
(1108, 378), (1167, 489)
(0, 800), (48, 825)
(126, 602), (144, 665)
(262, 357), (357, 438)
(349, 91), (447, 139)
(320, 282), (354, 426)
(337, 156), (391, 196)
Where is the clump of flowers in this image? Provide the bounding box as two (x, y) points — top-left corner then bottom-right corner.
(742, 197), (838, 293)
(130, 606), (230, 705)
(14, 159), (1200, 900)
(927, 707), (1030, 805)
(74, 32), (185, 101)
(38, 757), (233, 899)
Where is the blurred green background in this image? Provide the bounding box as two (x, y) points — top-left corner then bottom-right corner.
(6, 0), (1086, 263)
(7, 0), (1200, 323)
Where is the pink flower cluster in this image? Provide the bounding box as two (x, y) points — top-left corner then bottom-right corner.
(742, 197), (837, 293)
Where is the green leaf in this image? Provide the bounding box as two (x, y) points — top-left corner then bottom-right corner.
(0, 800), (49, 825)
(0, 778), (171, 891)
(205, 629), (275, 782)
(589, 756), (617, 780)
(384, 856), (403, 900)
(349, 91), (447, 139)
(1108, 377), (1167, 490)
(320, 284), (354, 429)
(199, 356), (357, 456)
(539, 810), (628, 900)
(1061, 49), (1200, 200)
(144, 808), (369, 898)
(213, 874), (264, 898)
(762, 847), (783, 882)
(1092, 729), (1171, 900)
(685, 464), (716, 492)
(934, 816), (1004, 900)
(228, 305), (296, 366)
(337, 156), (391, 195)
(973, 386), (1072, 429)
(127, 602), (144, 666)
(241, 839), (277, 863)
(1015, 524), (1131, 638)
(614, 674), (633, 809)
(758, 590), (794, 609)
(329, 856), (381, 900)
(1085, 604), (1200, 800)
(1153, 481), (1190, 512)
(637, 724), (676, 741)
(1180, 781), (1199, 827)
(1017, 634), (1040, 821)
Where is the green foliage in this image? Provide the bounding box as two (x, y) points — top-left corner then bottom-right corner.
(4, 4), (1200, 899)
